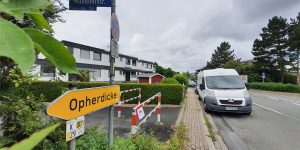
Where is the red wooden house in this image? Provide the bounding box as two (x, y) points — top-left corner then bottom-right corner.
(137, 73), (164, 84)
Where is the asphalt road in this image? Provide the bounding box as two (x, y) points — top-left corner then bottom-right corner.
(85, 106), (180, 141)
(209, 90), (300, 150)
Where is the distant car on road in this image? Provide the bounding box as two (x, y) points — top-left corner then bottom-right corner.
(196, 68), (252, 115)
(188, 80), (196, 87)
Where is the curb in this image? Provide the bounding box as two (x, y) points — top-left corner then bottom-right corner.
(205, 113), (228, 150)
(197, 95), (228, 150)
(175, 94), (186, 126)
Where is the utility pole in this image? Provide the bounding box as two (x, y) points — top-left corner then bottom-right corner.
(108, 0), (116, 148)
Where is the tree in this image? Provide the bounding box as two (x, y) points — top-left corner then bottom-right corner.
(252, 16), (290, 82)
(289, 12), (300, 84)
(154, 62), (177, 77)
(204, 41), (235, 69)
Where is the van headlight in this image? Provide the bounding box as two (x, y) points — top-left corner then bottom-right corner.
(206, 90), (215, 97)
(243, 90), (250, 98)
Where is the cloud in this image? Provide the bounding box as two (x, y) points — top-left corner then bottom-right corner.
(53, 0), (300, 72)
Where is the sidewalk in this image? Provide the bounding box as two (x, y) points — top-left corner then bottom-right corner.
(181, 88), (214, 150)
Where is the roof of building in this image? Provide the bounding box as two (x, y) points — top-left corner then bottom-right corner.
(137, 73), (164, 78)
(61, 40), (155, 64)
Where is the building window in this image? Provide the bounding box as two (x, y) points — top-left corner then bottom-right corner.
(80, 49), (90, 60)
(92, 69), (101, 78)
(131, 72), (136, 78)
(150, 64), (152, 69)
(93, 52), (101, 61)
(132, 60), (137, 66)
(41, 62), (55, 77)
(120, 57), (123, 62)
(67, 46), (74, 54)
(142, 62), (144, 66)
(119, 70), (122, 75)
(146, 63), (148, 68)
(126, 58), (131, 65)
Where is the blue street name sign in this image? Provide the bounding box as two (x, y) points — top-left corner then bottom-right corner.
(69, 0), (111, 10)
(69, 5), (97, 11)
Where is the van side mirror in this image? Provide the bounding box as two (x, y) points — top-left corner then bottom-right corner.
(200, 84), (204, 90)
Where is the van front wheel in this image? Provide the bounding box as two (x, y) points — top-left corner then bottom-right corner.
(203, 101), (209, 112)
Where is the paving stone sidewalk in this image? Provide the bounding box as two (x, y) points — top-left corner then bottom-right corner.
(182, 88), (215, 150)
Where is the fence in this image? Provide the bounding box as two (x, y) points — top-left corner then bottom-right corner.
(118, 88), (141, 118)
(131, 92), (161, 135)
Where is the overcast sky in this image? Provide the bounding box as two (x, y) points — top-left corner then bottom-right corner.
(53, 0), (300, 72)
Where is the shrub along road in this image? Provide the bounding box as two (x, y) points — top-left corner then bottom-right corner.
(210, 90), (300, 150)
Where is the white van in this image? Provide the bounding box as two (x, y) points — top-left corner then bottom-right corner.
(197, 68), (252, 115)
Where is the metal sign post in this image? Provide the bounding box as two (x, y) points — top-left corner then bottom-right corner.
(68, 84), (77, 150)
(261, 72), (266, 83)
(109, 0), (117, 148)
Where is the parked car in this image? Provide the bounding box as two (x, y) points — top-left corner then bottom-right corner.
(196, 68), (252, 115)
(188, 80), (196, 87)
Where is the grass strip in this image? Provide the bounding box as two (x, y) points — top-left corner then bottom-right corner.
(204, 115), (216, 142)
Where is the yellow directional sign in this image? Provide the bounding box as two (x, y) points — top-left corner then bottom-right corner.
(47, 85), (120, 120)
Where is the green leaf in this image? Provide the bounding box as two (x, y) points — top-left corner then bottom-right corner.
(0, 19), (35, 73)
(28, 8), (53, 31)
(7, 123), (61, 150)
(0, 0), (50, 12)
(24, 28), (79, 74)
(0, 0), (49, 21)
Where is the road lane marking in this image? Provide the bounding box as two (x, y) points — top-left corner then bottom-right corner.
(253, 103), (283, 114)
(253, 103), (299, 121)
(250, 92), (300, 106)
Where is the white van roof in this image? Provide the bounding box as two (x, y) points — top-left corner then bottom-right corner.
(203, 68), (239, 76)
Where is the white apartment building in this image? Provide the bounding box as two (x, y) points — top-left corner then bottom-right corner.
(30, 41), (155, 82)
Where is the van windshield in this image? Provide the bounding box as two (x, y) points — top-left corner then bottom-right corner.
(205, 75), (245, 89)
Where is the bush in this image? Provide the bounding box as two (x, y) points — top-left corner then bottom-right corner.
(161, 78), (179, 84)
(173, 74), (188, 86)
(3, 81), (184, 105)
(76, 126), (109, 150)
(249, 82), (300, 93)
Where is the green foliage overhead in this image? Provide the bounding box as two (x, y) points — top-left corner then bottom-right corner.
(161, 78), (180, 84)
(0, 19), (35, 73)
(6, 123), (60, 150)
(0, 0), (50, 21)
(0, 0), (78, 74)
(204, 41), (235, 69)
(27, 9), (52, 31)
(24, 28), (78, 74)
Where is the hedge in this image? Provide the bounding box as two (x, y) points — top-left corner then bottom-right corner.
(4, 81), (184, 105)
(249, 82), (300, 93)
(161, 78), (180, 84)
